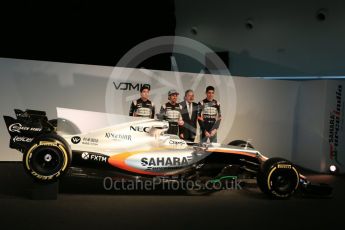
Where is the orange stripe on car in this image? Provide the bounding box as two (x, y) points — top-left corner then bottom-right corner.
(207, 149), (256, 158)
(108, 148), (167, 176)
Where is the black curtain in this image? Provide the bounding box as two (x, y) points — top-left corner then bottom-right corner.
(0, 0), (176, 70)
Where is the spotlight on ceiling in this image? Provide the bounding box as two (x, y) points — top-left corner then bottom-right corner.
(329, 165), (338, 174)
(316, 8), (328, 21)
(191, 27), (198, 35)
(245, 18), (254, 30)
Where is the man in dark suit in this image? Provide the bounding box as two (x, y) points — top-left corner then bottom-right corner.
(180, 89), (198, 142)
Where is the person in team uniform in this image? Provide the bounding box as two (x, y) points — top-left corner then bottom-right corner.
(129, 85), (155, 118)
(159, 89), (184, 136)
(197, 86), (221, 143)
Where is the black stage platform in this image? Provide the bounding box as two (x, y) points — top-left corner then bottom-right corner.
(0, 162), (344, 230)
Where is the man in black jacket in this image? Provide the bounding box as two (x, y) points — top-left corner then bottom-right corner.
(180, 89), (198, 142)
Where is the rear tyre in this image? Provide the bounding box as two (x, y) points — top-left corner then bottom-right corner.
(257, 157), (300, 199)
(23, 134), (72, 182)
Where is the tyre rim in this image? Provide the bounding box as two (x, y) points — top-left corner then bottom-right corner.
(270, 169), (298, 196)
(31, 147), (64, 176)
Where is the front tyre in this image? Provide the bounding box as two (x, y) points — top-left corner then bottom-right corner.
(257, 157), (300, 199)
(23, 134), (71, 182)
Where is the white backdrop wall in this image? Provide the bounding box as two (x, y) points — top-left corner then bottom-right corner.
(1, 58), (343, 173)
(292, 81), (328, 171)
(224, 77), (298, 159)
(0, 58), (112, 161)
(291, 80), (345, 172)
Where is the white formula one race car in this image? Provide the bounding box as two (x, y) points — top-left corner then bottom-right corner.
(4, 109), (332, 198)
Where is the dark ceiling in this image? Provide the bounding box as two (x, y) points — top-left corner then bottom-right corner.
(0, 1), (176, 70)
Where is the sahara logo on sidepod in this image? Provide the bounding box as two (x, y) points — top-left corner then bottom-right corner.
(141, 156), (193, 170)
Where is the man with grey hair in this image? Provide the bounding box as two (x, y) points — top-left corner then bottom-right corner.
(180, 89), (198, 142)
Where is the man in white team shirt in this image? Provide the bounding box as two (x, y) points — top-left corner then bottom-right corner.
(129, 85), (155, 118)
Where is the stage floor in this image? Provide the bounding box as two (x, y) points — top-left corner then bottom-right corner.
(0, 162), (344, 229)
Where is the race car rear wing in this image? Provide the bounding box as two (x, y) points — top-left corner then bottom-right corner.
(3, 109), (55, 153)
